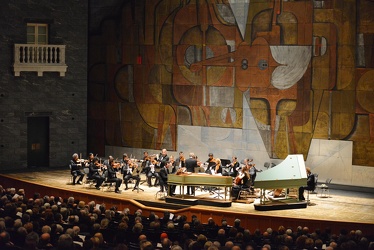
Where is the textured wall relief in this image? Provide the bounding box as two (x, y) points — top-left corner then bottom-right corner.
(88, 0), (374, 166)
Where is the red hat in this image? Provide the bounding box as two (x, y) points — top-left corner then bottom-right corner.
(160, 232), (168, 239)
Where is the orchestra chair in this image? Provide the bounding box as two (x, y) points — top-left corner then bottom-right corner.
(82, 168), (97, 189)
(155, 176), (167, 198)
(68, 164), (74, 184)
(127, 178), (135, 189)
(146, 175), (158, 187)
(139, 169), (148, 186)
(100, 171), (116, 192)
(317, 178), (332, 198)
(238, 187), (252, 200)
(305, 173), (318, 205)
(311, 173), (318, 194)
(130, 173), (144, 193)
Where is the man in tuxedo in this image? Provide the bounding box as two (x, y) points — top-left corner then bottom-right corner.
(70, 153), (85, 185)
(106, 157), (122, 193)
(185, 152), (198, 195)
(157, 148), (170, 167)
(223, 156), (240, 178)
(299, 167), (316, 201)
(159, 161), (170, 193)
(88, 157), (105, 190)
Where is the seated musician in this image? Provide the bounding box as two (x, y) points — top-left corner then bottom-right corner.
(87, 152), (95, 166)
(231, 165), (250, 200)
(173, 151), (185, 173)
(248, 160), (261, 190)
(121, 154), (141, 191)
(298, 167), (315, 201)
(142, 151), (151, 169)
(88, 157), (105, 190)
(70, 153), (85, 185)
(195, 156), (205, 173)
(214, 158), (223, 175)
(145, 159), (159, 187)
(206, 153), (216, 169)
(159, 161), (170, 193)
(205, 157), (222, 175)
(106, 156), (122, 194)
(223, 156), (240, 177)
(169, 155), (175, 173)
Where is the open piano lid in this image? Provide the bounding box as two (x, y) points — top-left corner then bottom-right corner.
(255, 154), (307, 190)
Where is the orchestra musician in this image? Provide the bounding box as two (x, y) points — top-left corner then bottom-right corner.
(169, 155), (176, 173)
(159, 160), (170, 193)
(121, 154), (141, 191)
(194, 155), (205, 173)
(223, 156), (240, 178)
(168, 157), (177, 196)
(70, 153), (85, 185)
(206, 153), (216, 169)
(87, 153), (95, 166)
(102, 156), (113, 170)
(142, 151), (151, 169)
(205, 157), (222, 175)
(88, 157), (105, 190)
(185, 152), (198, 195)
(298, 167), (315, 201)
(248, 160), (261, 189)
(156, 148), (170, 167)
(106, 156), (122, 193)
(231, 165), (251, 200)
(145, 159), (159, 187)
(214, 158), (223, 175)
(174, 151), (185, 172)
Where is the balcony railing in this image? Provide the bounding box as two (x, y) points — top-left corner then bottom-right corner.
(13, 44), (67, 77)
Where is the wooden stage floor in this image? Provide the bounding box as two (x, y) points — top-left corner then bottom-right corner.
(1, 168), (374, 235)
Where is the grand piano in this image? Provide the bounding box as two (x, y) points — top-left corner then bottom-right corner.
(254, 154), (308, 210)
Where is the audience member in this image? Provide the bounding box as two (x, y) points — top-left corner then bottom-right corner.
(0, 183), (371, 250)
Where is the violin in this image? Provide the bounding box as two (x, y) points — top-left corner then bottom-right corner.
(111, 159), (121, 169)
(180, 155), (185, 162)
(128, 159), (141, 173)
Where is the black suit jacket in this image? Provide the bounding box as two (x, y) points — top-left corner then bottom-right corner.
(88, 162), (100, 178)
(158, 154), (169, 167)
(159, 167), (168, 182)
(307, 173), (316, 190)
(185, 158), (198, 172)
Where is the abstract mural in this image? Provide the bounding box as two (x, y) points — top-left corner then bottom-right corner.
(88, 0), (374, 166)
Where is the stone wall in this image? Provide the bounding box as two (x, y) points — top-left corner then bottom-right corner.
(0, 1), (88, 169)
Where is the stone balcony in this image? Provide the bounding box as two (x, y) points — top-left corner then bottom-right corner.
(13, 44), (67, 77)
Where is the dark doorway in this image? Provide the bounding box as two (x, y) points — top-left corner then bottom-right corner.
(27, 116), (50, 167)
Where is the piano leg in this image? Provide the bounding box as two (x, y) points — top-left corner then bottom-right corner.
(260, 189), (267, 204)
